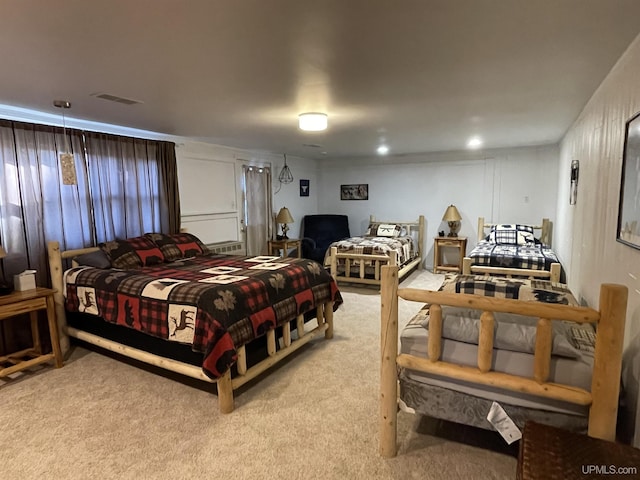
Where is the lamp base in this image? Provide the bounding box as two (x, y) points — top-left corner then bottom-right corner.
(447, 221), (461, 238)
(0, 281), (13, 296)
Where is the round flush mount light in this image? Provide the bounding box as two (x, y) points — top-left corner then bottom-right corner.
(298, 112), (328, 132)
(377, 145), (389, 155)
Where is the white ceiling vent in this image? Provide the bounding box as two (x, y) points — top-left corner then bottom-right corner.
(91, 93), (142, 105)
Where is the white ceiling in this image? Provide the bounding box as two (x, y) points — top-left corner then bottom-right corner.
(1, 0), (639, 160)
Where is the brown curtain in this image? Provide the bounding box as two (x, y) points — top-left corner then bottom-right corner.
(157, 141), (181, 234)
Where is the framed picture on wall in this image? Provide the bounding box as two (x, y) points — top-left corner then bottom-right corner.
(300, 179), (310, 197)
(340, 184), (368, 200)
(617, 111), (640, 249)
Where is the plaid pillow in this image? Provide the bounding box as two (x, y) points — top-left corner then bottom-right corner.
(99, 236), (165, 269)
(487, 224), (535, 245)
(146, 232), (209, 261)
(365, 223), (402, 237)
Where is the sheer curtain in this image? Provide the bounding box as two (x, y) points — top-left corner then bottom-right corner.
(0, 120), (180, 286)
(243, 165), (272, 255)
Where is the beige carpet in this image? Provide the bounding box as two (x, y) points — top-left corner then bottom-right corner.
(0, 269), (517, 479)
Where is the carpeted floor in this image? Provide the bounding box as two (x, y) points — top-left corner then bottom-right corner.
(0, 269), (517, 479)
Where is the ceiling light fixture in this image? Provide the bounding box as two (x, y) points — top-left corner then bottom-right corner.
(278, 154), (294, 184)
(298, 112), (328, 132)
(377, 145), (389, 155)
(467, 136), (483, 149)
(53, 100), (77, 185)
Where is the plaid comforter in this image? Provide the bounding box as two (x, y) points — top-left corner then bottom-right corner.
(323, 236), (416, 267)
(64, 254), (342, 379)
(468, 240), (560, 271)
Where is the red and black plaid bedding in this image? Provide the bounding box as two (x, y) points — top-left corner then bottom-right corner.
(468, 240), (560, 271)
(64, 254), (342, 379)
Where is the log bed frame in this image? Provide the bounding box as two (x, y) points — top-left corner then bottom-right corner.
(379, 264), (627, 457)
(462, 217), (562, 282)
(47, 241), (335, 414)
(329, 214), (424, 286)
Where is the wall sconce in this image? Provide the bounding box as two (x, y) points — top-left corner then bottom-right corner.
(442, 204), (462, 237)
(275, 207), (294, 239)
(298, 112), (328, 132)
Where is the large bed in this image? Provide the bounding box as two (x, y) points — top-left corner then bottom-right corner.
(326, 215), (424, 286)
(379, 266), (627, 457)
(462, 217), (563, 282)
(47, 234), (342, 413)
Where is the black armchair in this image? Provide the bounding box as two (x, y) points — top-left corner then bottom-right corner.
(300, 214), (351, 264)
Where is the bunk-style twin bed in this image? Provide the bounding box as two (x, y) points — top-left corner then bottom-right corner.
(379, 265), (627, 457)
(48, 233), (342, 413)
(326, 214), (424, 286)
(463, 217), (562, 282)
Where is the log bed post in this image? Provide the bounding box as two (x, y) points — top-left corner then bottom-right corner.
(47, 241), (70, 356)
(588, 283), (627, 441)
(380, 265), (399, 457)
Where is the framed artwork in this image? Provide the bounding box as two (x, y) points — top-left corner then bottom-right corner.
(617, 111), (640, 249)
(570, 160), (579, 205)
(340, 184), (368, 200)
(300, 179), (309, 197)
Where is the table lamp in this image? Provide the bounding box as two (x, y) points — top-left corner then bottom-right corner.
(276, 207), (294, 239)
(442, 204), (462, 237)
(0, 245), (12, 295)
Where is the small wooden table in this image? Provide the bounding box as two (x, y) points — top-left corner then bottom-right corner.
(433, 236), (467, 274)
(268, 238), (302, 258)
(0, 287), (63, 377)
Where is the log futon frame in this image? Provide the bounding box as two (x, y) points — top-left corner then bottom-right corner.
(379, 264), (627, 457)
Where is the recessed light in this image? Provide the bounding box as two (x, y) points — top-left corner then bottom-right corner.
(377, 145), (389, 155)
(298, 112), (328, 132)
(467, 136), (483, 149)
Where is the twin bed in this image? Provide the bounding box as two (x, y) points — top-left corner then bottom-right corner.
(326, 215), (424, 286)
(463, 217), (562, 282)
(48, 234), (342, 413)
(379, 267), (627, 457)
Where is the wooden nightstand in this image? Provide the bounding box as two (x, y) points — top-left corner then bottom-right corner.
(433, 236), (467, 274)
(0, 287), (63, 377)
(268, 238), (302, 258)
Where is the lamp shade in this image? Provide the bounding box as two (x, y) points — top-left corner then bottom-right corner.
(442, 205), (462, 222)
(0, 245), (6, 259)
(276, 207), (294, 224)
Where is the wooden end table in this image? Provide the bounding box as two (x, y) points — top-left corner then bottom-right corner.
(433, 236), (467, 274)
(268, 238), (302, 258)
(0, 287), (63, 377)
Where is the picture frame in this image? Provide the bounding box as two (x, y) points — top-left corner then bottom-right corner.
(340, 184), (368, 201)
(617, 111), (640, 249)
(300, 179), (310, 197)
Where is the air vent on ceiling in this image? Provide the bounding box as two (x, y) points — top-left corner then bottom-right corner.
(91, 93), (142, 105)
(302, 143), (323, 148)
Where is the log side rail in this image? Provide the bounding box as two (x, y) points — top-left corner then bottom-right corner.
(47, 240), (334, 414)
(379, 264), (627, 458)
(462, 258), (562, 283)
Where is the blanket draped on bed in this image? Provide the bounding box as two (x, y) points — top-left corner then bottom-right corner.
(64, 254), (342, 379)
(468, 240), (560, 271)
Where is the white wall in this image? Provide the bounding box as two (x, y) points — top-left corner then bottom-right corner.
(317, 145), (559, 268)
(555, 33), (640, 446)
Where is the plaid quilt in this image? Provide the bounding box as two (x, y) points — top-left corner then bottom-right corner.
(323, 236), (416, 267)
(468, 240), (560, 271)
(64, 254), (342, 379)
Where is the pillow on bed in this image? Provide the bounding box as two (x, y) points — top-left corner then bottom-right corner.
(99, 236), (165, 269)
(146, 232), (210, 261)
(365, 223), (402, 237)
(421, 307), (581, 359)
(73, 250), (112, 269)
(487, 224), (536, 245)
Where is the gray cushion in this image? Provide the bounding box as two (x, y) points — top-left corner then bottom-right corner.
(73, 250), (112, 269)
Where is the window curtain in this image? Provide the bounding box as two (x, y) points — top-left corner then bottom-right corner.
(0, 120), (180, 287)
(243, 165), (272, 256)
